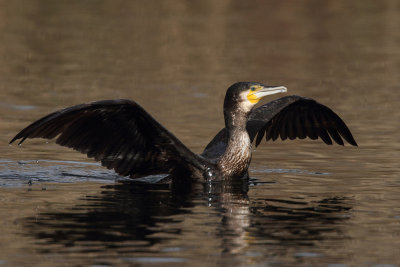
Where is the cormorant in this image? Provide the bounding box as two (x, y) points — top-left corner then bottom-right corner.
(10, 82), (357, 181)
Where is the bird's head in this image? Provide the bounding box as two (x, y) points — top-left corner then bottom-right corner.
(224, 82), (287, 113)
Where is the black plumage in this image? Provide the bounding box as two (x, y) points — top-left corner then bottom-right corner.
(10, 99), (206, 178)
(10, 83), (357, 180)
(252, 96), (357, 147)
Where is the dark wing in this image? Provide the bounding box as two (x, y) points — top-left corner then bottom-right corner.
(202, 95), (357, 158)
(10, 99), (205, 178)
(201, 128), (228, 159)
(250, 95), (357, 147)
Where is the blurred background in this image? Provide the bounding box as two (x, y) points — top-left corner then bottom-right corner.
(0, 1), (399, 266)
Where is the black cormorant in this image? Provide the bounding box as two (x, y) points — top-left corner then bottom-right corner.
(10, 82), (357, 181)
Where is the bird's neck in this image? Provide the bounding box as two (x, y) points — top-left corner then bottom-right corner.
(218, 108), (252, 177)
(224, 108), (249, 132)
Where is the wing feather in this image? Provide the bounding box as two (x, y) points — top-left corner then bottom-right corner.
(312, 112), (333, 145)
(10, 99), (205, 178)
(250, 96), (357, 146)
(294, 112), (306, 139)
(266, 121), (274, 142)
(255, 124), (266, 147)
(287, 110), (297, 140)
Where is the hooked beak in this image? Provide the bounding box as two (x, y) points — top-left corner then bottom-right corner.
(255, 85), (287, 98)
(247, 85), (287, 103)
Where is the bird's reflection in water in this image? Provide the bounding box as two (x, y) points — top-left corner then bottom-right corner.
(204, 179), (251, 255)
(24, 180), (197, 251)
(23, 176), (352, 262)
(203, 178), (352, 258)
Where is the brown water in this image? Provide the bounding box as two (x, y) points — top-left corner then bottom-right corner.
(0, 1), (399, 266)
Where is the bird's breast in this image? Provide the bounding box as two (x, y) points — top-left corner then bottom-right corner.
(217, 131), (252, 178)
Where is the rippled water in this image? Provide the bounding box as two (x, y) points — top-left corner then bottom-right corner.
(0, 1), (399, 266)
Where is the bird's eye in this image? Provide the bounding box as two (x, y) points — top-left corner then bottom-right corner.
(250, 87), (256, 91)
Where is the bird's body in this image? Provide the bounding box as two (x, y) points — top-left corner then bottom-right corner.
(10, 82), (357, 181)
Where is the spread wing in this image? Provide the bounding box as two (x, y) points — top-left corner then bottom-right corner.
(10, 99), (204, 178)
(202, 95), (357, 159)
(250, 95), (357, 147)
